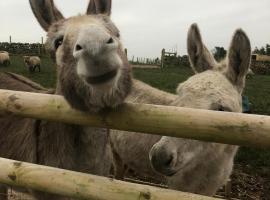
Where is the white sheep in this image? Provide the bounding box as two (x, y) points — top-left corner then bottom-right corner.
(0, 51), (10, 66)
(23, 56), (41, 72)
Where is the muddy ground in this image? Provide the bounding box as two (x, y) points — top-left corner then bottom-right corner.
(230, 164), (270, 200)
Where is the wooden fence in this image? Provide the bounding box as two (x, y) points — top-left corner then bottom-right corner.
(130, 56), (160, 66)
(0, 157), (217, 200)
(1, 89), (270, 148)
(0, 89), (270, 199)
(161, 48), (179, 68)
(120, 48), (190, 67)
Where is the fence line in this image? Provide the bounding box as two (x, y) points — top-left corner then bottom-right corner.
(130, 57), (159, 66)
(0, 89), (270, 148)
(161, 48), (178, 68)
(0, 157), (218, 200)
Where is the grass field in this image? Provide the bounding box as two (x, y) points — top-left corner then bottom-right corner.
(0, 55), (56, 88)
(1, 55), (270, 167)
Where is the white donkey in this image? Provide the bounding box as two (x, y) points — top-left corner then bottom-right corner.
(111, 24), (251, 196)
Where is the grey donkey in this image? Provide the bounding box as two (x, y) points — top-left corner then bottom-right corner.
(111, 24), (251, 196)
(0, 0), (132, 199)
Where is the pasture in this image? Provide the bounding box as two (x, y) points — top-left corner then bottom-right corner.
(1, 55), (270, 199)
(0, 55), (56, 88)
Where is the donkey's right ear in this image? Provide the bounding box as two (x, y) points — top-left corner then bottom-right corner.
(226, 29), (251, 93)
(29, 0), (64, 31)
(187, 23), (216, 73)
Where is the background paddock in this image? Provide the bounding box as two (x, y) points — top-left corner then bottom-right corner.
(0, 56), (270, 199)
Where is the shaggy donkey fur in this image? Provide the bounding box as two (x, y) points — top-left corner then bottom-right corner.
(0, 0), (131, 199)
(111, 24), (251, 196)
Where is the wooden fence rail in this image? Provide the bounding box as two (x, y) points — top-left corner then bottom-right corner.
(0, 158), (218, 200)
(0, 89), (270, 148)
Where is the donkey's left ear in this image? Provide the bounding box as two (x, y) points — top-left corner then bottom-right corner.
(87, 0), (112, 16)
(226, 29), (251, 93)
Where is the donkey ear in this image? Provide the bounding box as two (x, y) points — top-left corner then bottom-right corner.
(226, 29), (251, 93)
(87, 0), (112, 16)
(187, 23), (216, 73)
(29, 0), (64, 31)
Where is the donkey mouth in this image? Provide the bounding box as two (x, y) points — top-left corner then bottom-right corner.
(163, 169), (177, 177)
(162, 164), (187, 177)
(86, 70), (117, 85)
(155, 167), (178, 177)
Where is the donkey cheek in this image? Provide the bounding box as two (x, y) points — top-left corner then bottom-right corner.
(56, 49), (65, 66)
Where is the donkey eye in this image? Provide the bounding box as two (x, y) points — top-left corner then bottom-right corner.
(218, 106), (225, 112)
(54, 36), (64, 50)
(217, 105), (232, 112)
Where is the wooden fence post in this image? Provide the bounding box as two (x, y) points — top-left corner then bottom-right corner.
(41, 37), (44, 55)
(161, 48), (165, 68)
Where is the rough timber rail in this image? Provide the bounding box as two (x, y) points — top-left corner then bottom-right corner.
(0, 89), (265, 199)
(0, 89), (270, 148)
(0, 158), (218, 200)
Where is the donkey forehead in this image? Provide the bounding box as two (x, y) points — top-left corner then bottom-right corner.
(66, 15), (104, 27)
(176, 71), (241, 110)
(49, 15), (117, 35)
(179, 71), (235, 91)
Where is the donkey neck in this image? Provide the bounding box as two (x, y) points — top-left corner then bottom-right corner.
(38, 84), (111, 175)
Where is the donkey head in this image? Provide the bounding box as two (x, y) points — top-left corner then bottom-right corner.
(150, 24), (251, 177)
(30, 0), (132, 112)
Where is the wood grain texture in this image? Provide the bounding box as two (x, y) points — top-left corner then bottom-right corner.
(0, 89), (269, 148)
(0, 158), (218, 200)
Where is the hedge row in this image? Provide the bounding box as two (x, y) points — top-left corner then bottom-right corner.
(0, 42), (46, 55)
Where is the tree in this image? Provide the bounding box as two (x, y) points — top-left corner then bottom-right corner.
(253, 47), (260, 54)
(213, 47), (227, 61)
(266, 44), (270, 56)
(259, 47), (266, 55)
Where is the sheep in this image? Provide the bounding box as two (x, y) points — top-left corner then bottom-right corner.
(0, 0), (132, 199)
(111, 24), (251, 196)
(0, 51), (10, 66)
(23, 56), (41, 72)
(246, 68), (255, 79)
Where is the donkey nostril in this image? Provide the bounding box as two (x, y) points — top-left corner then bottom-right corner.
(75, 44), (83, 51)
(164, 154), (174, 167)
(106, 37), (114, 44)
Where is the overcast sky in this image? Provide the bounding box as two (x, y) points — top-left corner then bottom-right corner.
(1, 0), (270, 59)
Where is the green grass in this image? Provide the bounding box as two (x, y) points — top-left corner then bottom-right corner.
(133, 66), (193, 94)
(1, 56), (270, 168)
(133, 67), (270, 116)
(0, 55), (56, 88)
(244, 75), (270, 115)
